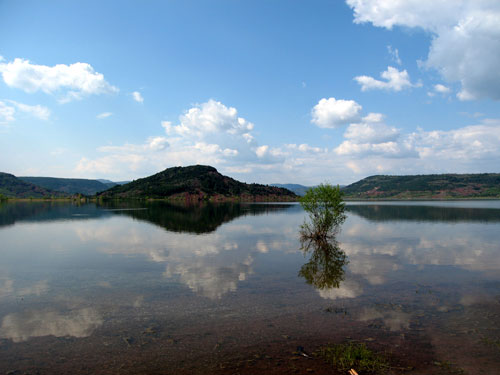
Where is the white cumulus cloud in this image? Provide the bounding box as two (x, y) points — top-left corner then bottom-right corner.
(387, 45), (402, 65)
(311, 97), (362, 128)
(354, 66), (419, 92)
(0, 58), (118, 102)
(74, 97), (500, 184)
(9, 100), (50, 121)
(344, 113), (399, 144)
(75, 100), (286, 180)
(411, 121), (500, 161)
(0, 101), (15, 124)
(0, 100), (50, 123)
(428, 83), (451, 97)
(169, 99), (254, 139)
(347, 0), (500, 101)
(132, 91), (143, 103)
(434, 84), (451, 94)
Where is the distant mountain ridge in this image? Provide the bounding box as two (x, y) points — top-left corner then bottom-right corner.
(3, 169), (500, 200)
(20, 176), (111, 195)
(271, 183), (346, 196)
(0, 172), (66, 198)
(343, 173), (500, 199)
(96, 179), (130, 187)
(271, 184), (311, 196)
(97, 165), (297, 201)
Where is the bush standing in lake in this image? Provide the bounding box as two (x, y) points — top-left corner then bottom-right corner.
(300, 183), (346, 240)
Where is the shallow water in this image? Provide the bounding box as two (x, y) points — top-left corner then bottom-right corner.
(0, 200), (499, 374)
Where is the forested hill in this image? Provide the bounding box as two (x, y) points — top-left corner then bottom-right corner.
(0, 172), (66, 198)
(97, 165), (298, 201)
(20, 176), (111, 195)
(342, 173), (500, 199)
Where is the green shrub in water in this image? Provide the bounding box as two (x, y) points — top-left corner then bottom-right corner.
(300, 183), (346, 239)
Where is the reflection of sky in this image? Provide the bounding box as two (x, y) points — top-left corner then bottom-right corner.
(1, 200), (500, 375)
(318, 279), (363, 300)
(1, 202), (500, 311)
(69, 212), (302, 299)
(1, 308), (102, 343)
(358, 307), (411, 331)
(340, 217), (500, 287)
(0, 276), (48, 300)
(74, 205), (500, 302)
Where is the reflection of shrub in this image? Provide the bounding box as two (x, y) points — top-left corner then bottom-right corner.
(300, 183), (345, 239)
(299, 237), (347, 289)
(318, 342), (389, 374)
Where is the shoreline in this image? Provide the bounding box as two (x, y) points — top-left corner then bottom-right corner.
(3, 196), (500, 203)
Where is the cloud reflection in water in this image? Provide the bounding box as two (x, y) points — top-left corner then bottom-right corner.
(0, 308), (103, 343)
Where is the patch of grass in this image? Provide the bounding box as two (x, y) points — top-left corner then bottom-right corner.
(317, 342), (389, 374)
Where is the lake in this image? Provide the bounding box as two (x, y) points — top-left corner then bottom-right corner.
(0, 200), (499, 374)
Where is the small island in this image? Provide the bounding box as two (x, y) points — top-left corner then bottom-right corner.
(96, 165), (297, 202)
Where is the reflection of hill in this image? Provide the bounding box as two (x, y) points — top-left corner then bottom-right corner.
(347, 204), (500, 223)
(97, 201), (295, 234)
(0, 202), (108, 227)
(0, 201), (295, 234)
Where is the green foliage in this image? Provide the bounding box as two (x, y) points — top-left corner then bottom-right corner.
(0, 193), (6, 201)
(318, 342), (389, 374)
(300, 183), (346, 238)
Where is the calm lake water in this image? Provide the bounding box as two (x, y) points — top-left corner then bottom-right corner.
(0, 201), (499, 374)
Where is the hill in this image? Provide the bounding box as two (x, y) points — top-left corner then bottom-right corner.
(97, 165), (298, 201)
(271, 183), (311, 196)
(97, 179), (130, 188)
(271, 183), (346, 196)
(0, 172), (66, 198)
(20, 176), (111, 195)
(343, 173), (500, 199)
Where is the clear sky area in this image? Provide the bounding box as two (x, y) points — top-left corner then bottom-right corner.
(1, 0), (499, 185)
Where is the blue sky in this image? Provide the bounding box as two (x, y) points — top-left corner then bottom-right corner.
(1, 0), (499, 184)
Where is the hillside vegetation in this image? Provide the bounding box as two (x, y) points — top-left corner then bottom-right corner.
(20, 176), (111, 195)
(0, 172), (66, 198)
(343, 173), (500, 199)
(97, 165), (297, 201)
